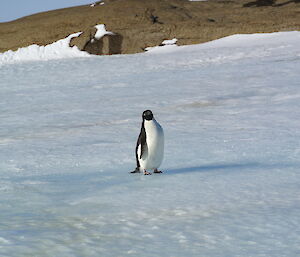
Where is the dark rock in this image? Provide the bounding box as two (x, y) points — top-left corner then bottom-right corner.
(243, 0), (275, 7)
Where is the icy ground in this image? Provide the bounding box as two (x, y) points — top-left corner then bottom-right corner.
(0, 32), (300, 256)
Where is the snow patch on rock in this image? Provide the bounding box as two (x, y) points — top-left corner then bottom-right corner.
(145, 38), (178, 52)
(94, 24), (114, 40)
(90, 1), (105, 7)
(162, 38), (178, 45)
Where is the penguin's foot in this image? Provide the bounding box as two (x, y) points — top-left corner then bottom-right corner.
(154, 169), (163, 174)
(130, 168), (141, 173)
(144, 170), (152, 175)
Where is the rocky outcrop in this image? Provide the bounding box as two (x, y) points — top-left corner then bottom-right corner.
(0, 0), (299, 55)
(69, 26), (123, 55)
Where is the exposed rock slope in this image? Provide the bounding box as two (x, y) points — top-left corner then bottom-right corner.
(0, 0), (299, 55)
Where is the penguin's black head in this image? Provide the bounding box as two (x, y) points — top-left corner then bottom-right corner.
(142, 110), (153, 121)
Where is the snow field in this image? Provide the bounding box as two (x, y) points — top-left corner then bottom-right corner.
(0, 32), (300, 256)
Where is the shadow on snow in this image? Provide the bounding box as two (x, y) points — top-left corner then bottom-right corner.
(165, 162), (300, 175)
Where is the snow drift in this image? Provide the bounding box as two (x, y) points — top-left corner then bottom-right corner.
(0, 32), (89, 65)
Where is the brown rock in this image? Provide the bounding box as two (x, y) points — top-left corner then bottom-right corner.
(69, 26), (123, 55)
(0, 0), (299, 55)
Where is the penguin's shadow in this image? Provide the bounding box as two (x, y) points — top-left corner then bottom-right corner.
(165, 162), (262, 175)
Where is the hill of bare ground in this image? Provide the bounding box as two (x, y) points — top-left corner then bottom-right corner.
(0, 0), (299, 55)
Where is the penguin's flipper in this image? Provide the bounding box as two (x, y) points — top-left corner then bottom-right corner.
(140, 141), (148, 159)
(136, 124), (148, 160)
(137, 142), (148, 161)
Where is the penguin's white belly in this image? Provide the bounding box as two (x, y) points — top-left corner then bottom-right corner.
(139, 119), (164, 171)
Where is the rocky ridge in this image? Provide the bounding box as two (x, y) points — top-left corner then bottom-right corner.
(0, 0), (299, 55)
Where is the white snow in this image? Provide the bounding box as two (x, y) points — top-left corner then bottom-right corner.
(145, 38), (178, 52)
(0, 31), (300, 257)
(90, 1), (104, 6)
(162, 38), (178, 45)
(0, 32), (89, 66)
(94, 24), (114, 40)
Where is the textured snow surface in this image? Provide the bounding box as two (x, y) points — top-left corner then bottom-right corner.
(0, 32), (300, 257)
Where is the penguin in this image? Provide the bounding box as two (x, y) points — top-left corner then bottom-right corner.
(131, 110), (164, 175)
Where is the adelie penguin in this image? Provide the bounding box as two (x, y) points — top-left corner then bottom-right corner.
(131, 110), (164, 175)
